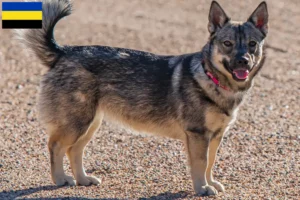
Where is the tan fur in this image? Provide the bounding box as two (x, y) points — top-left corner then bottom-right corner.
(211, 47), (231, 78)
(47, 126), (77, 186)
(101, 105), (186, 140)
(66, 111), (103, 186)
(185, 131), (218, 195)
(205, 108), (233, 133)
(206, 136), (225, 192)
(74, 92), (87, 103)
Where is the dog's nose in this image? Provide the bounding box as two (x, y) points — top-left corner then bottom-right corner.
(237, 57), (249, 65)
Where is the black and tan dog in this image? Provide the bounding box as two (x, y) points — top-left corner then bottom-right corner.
(16, 0), (268, 196)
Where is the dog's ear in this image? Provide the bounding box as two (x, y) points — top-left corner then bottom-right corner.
(248, 1), (269, 36)
(208, 1), (230, 35)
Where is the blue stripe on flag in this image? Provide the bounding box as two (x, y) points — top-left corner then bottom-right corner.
(2, 2), (42, 11)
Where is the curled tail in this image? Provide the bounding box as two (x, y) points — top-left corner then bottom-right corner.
(16, 0), (72, 68)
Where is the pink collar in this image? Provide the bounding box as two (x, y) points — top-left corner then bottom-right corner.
(206, 71), (230, 91)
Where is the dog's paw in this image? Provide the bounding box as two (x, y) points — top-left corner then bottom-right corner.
(54, 175), (76, 186)
(76, 176), (101, 186)
(195, 185), (218, 196)
(209, 181), (225, 192)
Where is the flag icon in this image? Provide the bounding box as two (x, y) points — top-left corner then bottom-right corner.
(2, 2), (42, 29)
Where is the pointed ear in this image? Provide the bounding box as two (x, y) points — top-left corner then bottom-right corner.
(208, 1), (230, 35)
(248, 1), (269, 35)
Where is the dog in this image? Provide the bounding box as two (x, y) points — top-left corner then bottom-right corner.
(16, 0), (268, 196)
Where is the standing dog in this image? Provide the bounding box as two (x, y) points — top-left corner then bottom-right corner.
(17, 0), (268, 196)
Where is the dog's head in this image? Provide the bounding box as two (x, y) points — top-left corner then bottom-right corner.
(207, 1), (268, 82)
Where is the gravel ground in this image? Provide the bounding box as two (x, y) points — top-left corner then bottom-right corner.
(0, 0), (299, 199)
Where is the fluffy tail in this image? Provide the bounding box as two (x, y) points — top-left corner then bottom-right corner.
(16, 0), (72, 68)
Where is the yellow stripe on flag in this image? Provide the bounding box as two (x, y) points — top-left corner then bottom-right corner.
(2, 11), (42, 20)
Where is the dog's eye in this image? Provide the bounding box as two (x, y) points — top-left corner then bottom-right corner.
(223, 41), (233, 47)
(249, 41), (257, 47)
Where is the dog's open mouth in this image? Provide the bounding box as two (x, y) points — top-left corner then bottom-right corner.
(232, 69), (249, 80)
(222, 60), (250, 81)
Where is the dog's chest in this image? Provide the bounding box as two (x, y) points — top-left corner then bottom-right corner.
(204, 107), (239, 136)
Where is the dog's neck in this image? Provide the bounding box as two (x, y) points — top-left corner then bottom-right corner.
(191, 55), (246, 113)
(201, 60), (230, 91)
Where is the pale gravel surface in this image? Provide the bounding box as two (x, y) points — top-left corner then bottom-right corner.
(0, 0), (299, 199)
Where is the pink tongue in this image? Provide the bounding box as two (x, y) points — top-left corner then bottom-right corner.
(233, 69), (249, 80)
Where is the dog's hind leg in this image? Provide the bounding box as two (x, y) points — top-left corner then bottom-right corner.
(66, 111), (103, 186)
(46, 104), (101, 186)
(48, 127), (77, 186)
(40, 66), (101, 186)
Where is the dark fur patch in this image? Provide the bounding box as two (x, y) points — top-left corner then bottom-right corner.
(187, 127), (208, 135)
(212, 128), (222, 139)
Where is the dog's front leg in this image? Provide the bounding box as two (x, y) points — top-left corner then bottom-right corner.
(185, 130), (218, 196)
(206, 135), (225, 192)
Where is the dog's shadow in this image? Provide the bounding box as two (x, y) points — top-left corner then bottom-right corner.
(0, 185), (110, 200)
(139, 191), (189, 200)
(0, 185), (189, 200)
